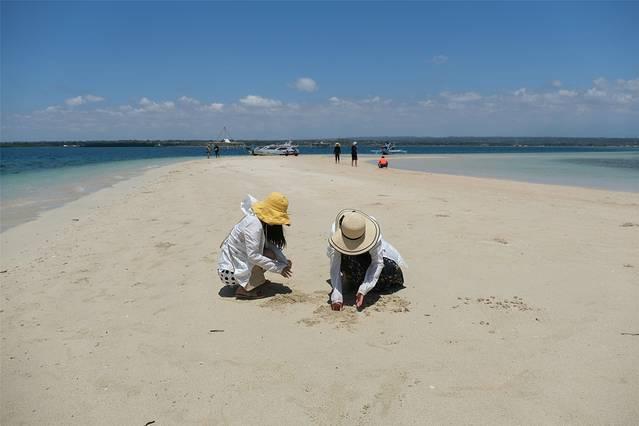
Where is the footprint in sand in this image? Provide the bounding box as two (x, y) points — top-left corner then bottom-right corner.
(259, 290), (325, 311)
(620, 222), (639, 227)
(370, 295), (411, 313)
(453, 295), (536, 312)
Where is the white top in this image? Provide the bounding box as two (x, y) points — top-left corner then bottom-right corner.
(217, 195), (289, 287)
(327, 222), (405, 304)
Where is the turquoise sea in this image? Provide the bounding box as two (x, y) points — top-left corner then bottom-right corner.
(390, 151), (639, 193)
(1, 145), (638, 231)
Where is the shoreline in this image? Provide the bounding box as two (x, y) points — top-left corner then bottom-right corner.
(3, 151), (638, 234)
(0, 157), (195, 232)
(2, 155), (638, 424)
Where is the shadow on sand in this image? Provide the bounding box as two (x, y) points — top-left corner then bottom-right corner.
(324, 279), (405, 311)
(218, 282), (293, 299)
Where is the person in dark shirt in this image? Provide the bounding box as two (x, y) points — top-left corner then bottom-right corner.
(214, 144), (220, 158)
(333, 143), (341, 163)
(351, 141), (358, 167)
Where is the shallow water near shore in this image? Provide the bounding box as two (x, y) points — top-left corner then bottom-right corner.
(389, 151), (639, 193)
(1, 146), (637, 231)
(0, 156), (192, 231)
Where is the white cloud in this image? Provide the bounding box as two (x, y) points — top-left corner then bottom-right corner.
(327, 96), (390, 107)
(293, 77), (318, 92)
(510, 78), (638, 110)
(431, 55), (448, 65)
(8, 76), (639, 141)
(65, 94), (104, 106)
(65, 96), (84, 106)
(178, 96), (223, 111)
(178, 96), (201, 105)
(441, 91), (482, 102)
(136, 97), (175, 112)
(202, 103), (224, 112)
(361, 96), (381, 104)
(593, 77), (607, 89)
(585, 87), (607, 99)
(558, 90), (578, 97)
(552, 80), (562, 88)
(617, 78), (639, 92)
(85, 94), (104, 102)
(239, 95), (282, 108)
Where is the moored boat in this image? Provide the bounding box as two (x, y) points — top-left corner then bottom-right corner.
(251, 141), (300, 156)
(371, 142), (407, 155)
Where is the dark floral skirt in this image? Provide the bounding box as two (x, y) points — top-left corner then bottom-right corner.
(340, 252), (404, 293)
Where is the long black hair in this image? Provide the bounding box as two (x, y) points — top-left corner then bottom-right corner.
(261, 221), (286, 248)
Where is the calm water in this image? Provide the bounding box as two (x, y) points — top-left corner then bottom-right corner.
(390, 151), (639, 192)
(0, 145), (634, 176)
(1, 145), (637, 231)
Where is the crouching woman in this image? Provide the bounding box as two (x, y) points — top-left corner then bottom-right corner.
(218, 192), (293, 299)
(327, 209), (405, 310)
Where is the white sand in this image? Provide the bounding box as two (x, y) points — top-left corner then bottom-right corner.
(2, 155), (638, 424)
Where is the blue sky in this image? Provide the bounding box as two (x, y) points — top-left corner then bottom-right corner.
(1, 1), (638, 140)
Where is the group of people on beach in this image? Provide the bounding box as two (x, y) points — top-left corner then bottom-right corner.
(333, 141), (360, 167)
(334, 142), (389, 169)
(217, 192), (405, 310)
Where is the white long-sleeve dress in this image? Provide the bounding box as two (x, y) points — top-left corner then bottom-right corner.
(217, 196), (289, 288)
(327, 221), (405, 304)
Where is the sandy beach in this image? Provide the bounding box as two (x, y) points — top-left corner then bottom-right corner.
(1, 155), (638, 425)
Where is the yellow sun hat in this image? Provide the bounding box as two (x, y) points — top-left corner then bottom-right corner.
(252, 192), (290, 225)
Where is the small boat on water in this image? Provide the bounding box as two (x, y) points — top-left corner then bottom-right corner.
(371, 142), (407, 155)
(251, 141), (300, 156)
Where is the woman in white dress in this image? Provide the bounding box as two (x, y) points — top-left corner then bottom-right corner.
(218, 192), (293, 299)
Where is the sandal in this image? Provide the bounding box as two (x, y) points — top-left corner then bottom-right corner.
(235, 287), (269, 300)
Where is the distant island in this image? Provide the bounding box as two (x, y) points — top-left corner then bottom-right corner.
(1, 136), (638, 148)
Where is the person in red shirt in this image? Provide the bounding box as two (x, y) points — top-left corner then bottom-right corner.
(378, 155), (388, 168)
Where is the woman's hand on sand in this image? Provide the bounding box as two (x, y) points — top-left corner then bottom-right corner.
(355, 293), (365, 309)
(281, 264), (292, 278)
(331, 302), (343, 311)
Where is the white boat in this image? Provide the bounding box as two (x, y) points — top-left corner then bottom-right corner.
(251, 141), (300, 156)
(217, 126), (234, 144)
(371, 142), (407, 155)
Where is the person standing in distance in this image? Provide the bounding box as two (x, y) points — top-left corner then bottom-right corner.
(351, 141), (358, 167)
(333, 142), (341, 164)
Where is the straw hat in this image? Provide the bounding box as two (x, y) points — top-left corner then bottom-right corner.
(329, 209), (380, 255)
(252, 192), (290, 225)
